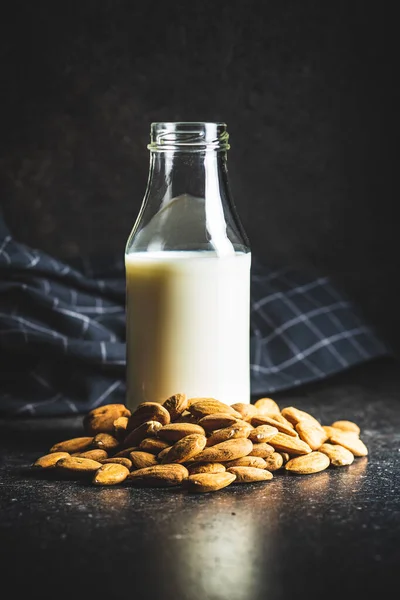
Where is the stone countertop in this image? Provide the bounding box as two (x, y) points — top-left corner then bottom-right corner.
(0, 357), (399, 600)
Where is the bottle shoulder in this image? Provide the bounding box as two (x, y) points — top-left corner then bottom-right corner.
(125, 193), (250, 255)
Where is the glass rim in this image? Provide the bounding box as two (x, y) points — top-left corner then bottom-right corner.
(148, 122), (230, 152)
(150, 121), (227, 127)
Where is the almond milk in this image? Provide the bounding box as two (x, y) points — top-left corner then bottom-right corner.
(125, 251), (251, 410)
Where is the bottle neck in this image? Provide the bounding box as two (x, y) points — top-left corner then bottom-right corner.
(145, 151), (240, 256)
(146, 149), (228, 206)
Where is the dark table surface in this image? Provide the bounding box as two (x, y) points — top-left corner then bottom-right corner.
(1, 356), (399, 600)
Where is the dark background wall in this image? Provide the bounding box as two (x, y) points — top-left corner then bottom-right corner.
(0, 1), (398, 352)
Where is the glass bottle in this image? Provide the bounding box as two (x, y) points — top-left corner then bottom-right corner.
(125, 122), (251, 410)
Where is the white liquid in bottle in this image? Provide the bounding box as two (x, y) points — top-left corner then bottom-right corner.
(125, 251), (251, 409)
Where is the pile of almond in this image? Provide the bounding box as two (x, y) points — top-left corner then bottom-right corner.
(32, 395), (368, 493)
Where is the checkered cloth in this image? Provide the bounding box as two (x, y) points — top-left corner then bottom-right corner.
(0, 215), (389, 416)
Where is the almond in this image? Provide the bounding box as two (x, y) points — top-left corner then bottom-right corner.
(191, 438), (253, 463)
(83, 404), (131, 435)
(285, 451), (330, 474)
(322, 425), (351, 439)
(128, 464), (188, 487)
(263, 452), (284, 471)
(329, 431), (368, 457)
(162, 434), (207, 464)
(318, 443), (355, 466)
(331, 420), (361, 435)
(269, 413), (295, 429)
(74, 449), (108, 461)
(100, 457), (132, 469)
(269, 432), (312, 455)
(162, 393), (188, 421)
(295, 421), (328, 450)
(234, 419), (255, 431)
(279, 452), (290, 464)
(248, 425), (279, 444)
(113, 416), (129, 440)
(32, 452), (70, 469)
(281, 406), (321, 428)
(129, 451), (158, 470)
(55, 456), (102, 473)
(93, 463), (130, 485)
(127, 402), (170, 431)
(187, 462), (226, 475)
(224, 456), (267, 469)
(122, 420), (163, 447)
(92, 433), (120, 452)
(227, 466), (273, 483)
(188, 398), (242, 419)
(248, 442), (275, 458)
(114, 446), (139, 458)
(173, 411), (199, 424)
(251, 414), (298, 437)
(230, 403), (258, 421)
(49, 437), (94, 454)
(157, 423), (206, 443)
(254, 398), (280, 414)
(206, 423), (252, 446)
(157, 446), (172, 462)
(197, 413), (239, 432)
(185, 471), (236, 493)
(139, 437), (170, 455)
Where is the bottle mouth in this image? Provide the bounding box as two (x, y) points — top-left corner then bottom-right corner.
(148, 122), (230, 152)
